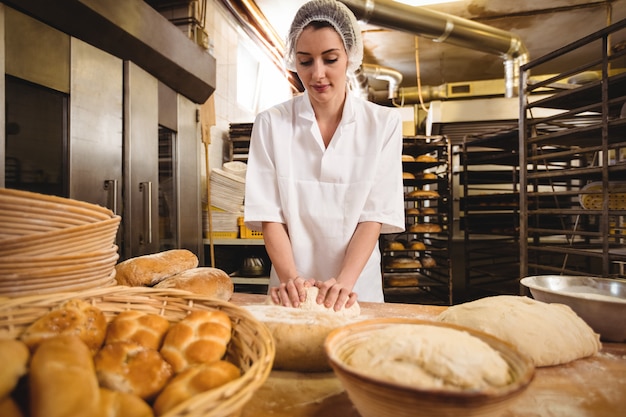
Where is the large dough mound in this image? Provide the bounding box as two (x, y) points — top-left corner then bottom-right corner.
(436, 295), (602, 367)
(268, 286), (361, 317)
(247, 288), (361, 372)
(347, 324), (511, 391)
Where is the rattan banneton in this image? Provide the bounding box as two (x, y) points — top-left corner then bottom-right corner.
(0, 286), (275, 417)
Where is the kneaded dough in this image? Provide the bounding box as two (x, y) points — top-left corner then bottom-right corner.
(347, 324), (511, 391)
(436, 295), (602, 367)
(246, 296), (360, 372)
(268, 286), (361, 318)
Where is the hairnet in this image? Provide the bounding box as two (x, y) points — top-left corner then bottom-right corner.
(284, 0), (363, 73)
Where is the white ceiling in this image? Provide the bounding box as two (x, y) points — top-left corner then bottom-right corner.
(253, 0), (626, 89)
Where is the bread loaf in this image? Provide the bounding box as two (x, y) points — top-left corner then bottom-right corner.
(115, 249), (199, 286)
(29, 335), (100, 417)
(388, 257), (422, 269)
(104, 311), (170, 350)
(385, 241), (405, 251)
(153, 267), (234, 301)
(407, 189), (440, 198)
(160, 311), (232, 373)
(415, 154), (438, 162)
(0, 339), (29, 398)
(402, 172), (415, 179)
(20, 299), (107, 355)
(409, 223), (442, 233)
(0, 397), (23, 417)
(153, 361), (240, 416)
(408, 241), (426, 250)
(401, 154), (415, 162)
(95, 342), (173, 401)
(421, 256), (437, 268)
(98, 388), (154, 417)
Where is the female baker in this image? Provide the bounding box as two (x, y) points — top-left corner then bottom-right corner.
(244, 0), (404, 311)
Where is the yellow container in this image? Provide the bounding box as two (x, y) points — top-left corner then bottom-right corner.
(238, 217), (263, 239)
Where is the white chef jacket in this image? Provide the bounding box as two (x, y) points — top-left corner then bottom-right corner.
(244, 91), (405, 302)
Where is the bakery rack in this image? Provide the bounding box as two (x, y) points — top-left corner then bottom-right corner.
(381, 135), (454, 305)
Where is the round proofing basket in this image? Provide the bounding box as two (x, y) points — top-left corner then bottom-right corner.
(324, 318), (535, 417)
(0, 286), (275, 417)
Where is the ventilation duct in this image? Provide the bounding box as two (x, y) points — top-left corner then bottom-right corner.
(340, 0), (529, 98)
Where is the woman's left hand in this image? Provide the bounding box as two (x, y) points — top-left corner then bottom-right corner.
(314, 278), (358, 312)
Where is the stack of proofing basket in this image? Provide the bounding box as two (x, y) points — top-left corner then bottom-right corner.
(0, 189), (275, 417)
(0, 188), (121, 297)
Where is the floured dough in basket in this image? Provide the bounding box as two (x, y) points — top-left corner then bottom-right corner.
(436, 295), (602, 367)
(347, 324), (511, 391)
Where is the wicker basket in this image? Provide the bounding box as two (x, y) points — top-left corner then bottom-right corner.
(0, 286), (275, 417)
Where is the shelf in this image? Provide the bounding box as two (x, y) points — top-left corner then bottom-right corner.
(520, 18), (626, 279)
(204, 238), (264, 246)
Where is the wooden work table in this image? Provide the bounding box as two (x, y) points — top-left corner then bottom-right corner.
(230, 292), (626, 417)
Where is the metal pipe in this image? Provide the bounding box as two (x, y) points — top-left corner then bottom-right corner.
(361, 63), (403, 99)
(340, 0), (529, 97)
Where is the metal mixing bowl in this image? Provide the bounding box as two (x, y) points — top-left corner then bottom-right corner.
(521, 275), (626, 343)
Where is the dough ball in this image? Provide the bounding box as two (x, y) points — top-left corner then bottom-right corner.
(436, 295), (602, 367)
(347, 324), (511, 391)
(269, 286), (361, 317)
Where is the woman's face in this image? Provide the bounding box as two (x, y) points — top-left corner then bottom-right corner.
(295, 25), (348, 106)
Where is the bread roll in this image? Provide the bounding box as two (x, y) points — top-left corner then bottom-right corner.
(386, 276), (419, 287)
(29, 335), (100, 417)
(115, 249), (199, 286)
(421, 207), (437, 215)
(98, 388), (154, 417)
(421, 256), (437, 268)
(153, 361), (240, 416)
(415, 154), (437, 162)
(385, 241), (405, 251)
(105, 311), (170, 350)
(401, 154), (415, 162)
(402, 172), (415, 179)
(153, 267), (234, 301)
(388, 257), (422, 269)
(409, 223), (442, 233)
(405, 207), (420, 215)
(407, 189), (440, 199)
(160, 311), (232, 373)
(20, 299), (107, 355)
(408, 241), (426, 250)
(0, 396), (23, 417)
(0, 339), (29, 398)
(95, 342), (173, 401)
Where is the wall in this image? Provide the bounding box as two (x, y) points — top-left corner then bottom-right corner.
(201, 0), (293, 204)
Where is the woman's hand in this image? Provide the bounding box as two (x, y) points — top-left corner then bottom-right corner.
(314, 278), (358, 311)
(270, 276), (315, 308)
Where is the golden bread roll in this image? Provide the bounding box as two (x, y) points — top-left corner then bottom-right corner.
(20, 299), (107, 355)
(98, 388), (154, 417)
(95, 342), (173, 401)
(0, 396), (23, 417)
(401, 154), (415, 162)
(421, 207), (437, 215)
(418, 172), (438, 180)
(160, 310), (232, 373)
(388, 257), (422, 269)
(153, 361), (240, 416)
(104, 310), (170, 350)
(409, 223), (442, 233)
(115, 249), (199, 286)
(415, 154), (438, 162)
(421, 256), (437, 268)
(407, 189), (440, 199)
(408, 241), (426, 250)
(153, 267), (234, 301)
(386, 241), (405, 251)
(0, 339), (29, 398)
(402, 172), (415, 179)
(29, 335), (100, 417)
(386, 276), (419, 287)
(405, 207), (420, 215)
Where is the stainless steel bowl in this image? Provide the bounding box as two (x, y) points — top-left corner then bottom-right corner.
(521, 275), (626, 343)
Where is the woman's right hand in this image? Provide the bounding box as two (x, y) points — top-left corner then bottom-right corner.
(270, 276), (315, 308)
